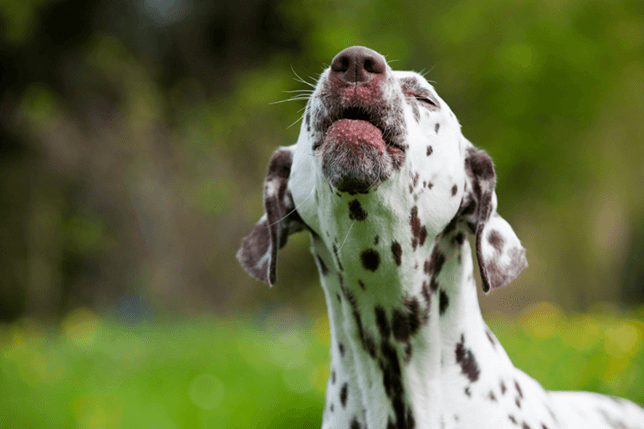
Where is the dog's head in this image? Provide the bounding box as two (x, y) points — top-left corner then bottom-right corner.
(238, 46), (527, 292)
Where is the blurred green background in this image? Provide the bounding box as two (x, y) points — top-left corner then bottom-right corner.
(1, 0), (643, 427)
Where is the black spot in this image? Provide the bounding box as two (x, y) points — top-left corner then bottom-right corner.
(333, 244), (344, 271)
(429, 276), (439, 293)
(391, 309), (410, 342)
(409, 206), (426, 250)
(454, 233), (466, 245)
(411, 172), (419, 188)
(509, 415), (518, 425)
(306, 111), (311, 132)
(435, 123), (440, 133)
(404, 297), (421, 336)
(439, 289), (449, 315)
(488, 229), (504, 254)
(419, 226), (427, 247)
(360, 249), (381, 271)
(375, 305), (391, 338)
(358, 280), (366, 290)
(331, 370), (336, 384)
(515, 398), (521, 408)
(339, 343), (345, 357)
(465, 387), (471, 397)
(349, 199), (368, 221)
(500, 380), (507, 395)
(364, 333), (377, 359)
(374, 235), (379, 245)
(421, 282), (431, 324)
(455, 334), (480, 382)
(316, 255), (329, 275)
(521, 423), (531, 429)
(488, 391), (497, 402)
(451, 184), (458, 196)
(336, 293), (341, 303)
(391, 241), (402, 266)
(378, 342), (405, 426)
(403, 342), (412, 363)
(341, 282), (375, 357)
(340, 383), (348, 408)
(427, 182), (433, 189)
(379, 346), (402, 401)
(426, 145), (433, 156)
(425, 246), (446, 276)
(541, 424), (548, 429)
(514, 380), (524, 398)
(330, 403), (334, 412)
(350, 416), (361, 429)
(486, 330), (496, 347)
(387, 418), (396, 429)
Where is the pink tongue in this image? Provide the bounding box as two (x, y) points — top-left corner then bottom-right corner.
(324, 119), (386, 150)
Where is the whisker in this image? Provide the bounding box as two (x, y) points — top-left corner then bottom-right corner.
(269, 97), (311, 105)
(291, 65), (317, 88)
(287, 116), (303, 129)
(337, 221), (355, 252)
(268, 188), (315, 227)
(420, 65), (436, 80)
(365, 163), (382, 192)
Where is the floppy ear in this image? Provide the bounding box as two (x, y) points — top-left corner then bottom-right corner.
(461, 144), (528, 293)
(236, 146), (305, 286)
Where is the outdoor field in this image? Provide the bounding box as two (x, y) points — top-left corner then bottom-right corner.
(1, 0), (643, 427)
(2, 303), (643, 428)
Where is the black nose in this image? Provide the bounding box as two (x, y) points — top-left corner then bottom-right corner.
(330, 46), (386, 84)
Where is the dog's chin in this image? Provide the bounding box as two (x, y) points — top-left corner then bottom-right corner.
(319, 119), (402, 194)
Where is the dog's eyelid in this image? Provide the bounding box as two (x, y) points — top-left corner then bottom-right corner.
(416, 94), (440, 108)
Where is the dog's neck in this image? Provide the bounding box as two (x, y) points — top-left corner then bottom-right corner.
(313, 227), (512, 429)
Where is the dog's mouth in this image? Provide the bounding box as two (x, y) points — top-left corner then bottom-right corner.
(313, 103), (406, 194)
(314, 106), (403, 154)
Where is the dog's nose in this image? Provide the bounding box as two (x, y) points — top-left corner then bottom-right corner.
(330, 46), (386, 84)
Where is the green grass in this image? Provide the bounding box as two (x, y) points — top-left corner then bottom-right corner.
(1, 303), (643, 428)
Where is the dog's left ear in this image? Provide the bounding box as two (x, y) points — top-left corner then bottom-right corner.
(237, 146), (305, 286)
(460, 144), (528, 293)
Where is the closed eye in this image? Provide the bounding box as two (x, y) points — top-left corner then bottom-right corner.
(416, 95), (439, 108)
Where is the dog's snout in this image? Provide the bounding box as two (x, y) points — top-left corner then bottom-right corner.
(330, 46), (386, 84)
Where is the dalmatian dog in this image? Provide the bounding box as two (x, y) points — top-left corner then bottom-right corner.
(237, 46), (644, 429)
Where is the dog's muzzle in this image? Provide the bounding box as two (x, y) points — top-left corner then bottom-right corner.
(314, 46), (406, 194)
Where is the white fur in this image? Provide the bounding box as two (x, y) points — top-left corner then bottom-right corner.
(246, 51), (644, 429)
(291, 65), (643, 429)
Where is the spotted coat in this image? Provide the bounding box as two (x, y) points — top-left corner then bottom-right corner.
(237, 46), (644, 429)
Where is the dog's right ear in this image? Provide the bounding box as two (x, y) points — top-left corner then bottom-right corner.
(237, 146), (305, 286)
